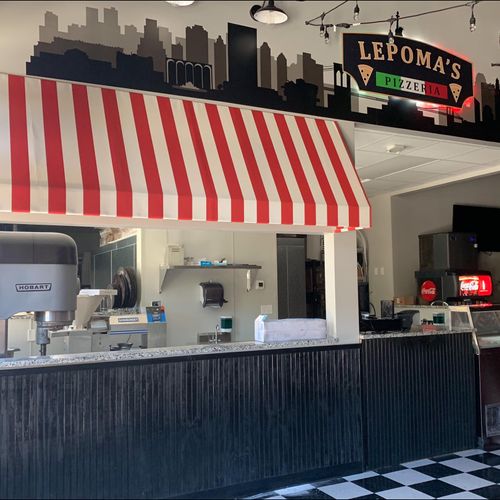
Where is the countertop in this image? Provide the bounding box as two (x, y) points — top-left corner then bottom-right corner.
(360, 329), (470, 339)
(0, 330), (473, 371)
(0, 338), (341, 371)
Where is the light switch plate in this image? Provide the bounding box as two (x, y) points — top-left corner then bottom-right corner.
(261, 305), (273, 315)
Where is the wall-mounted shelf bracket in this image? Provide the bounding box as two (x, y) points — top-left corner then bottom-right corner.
(159, 264), (261, 293)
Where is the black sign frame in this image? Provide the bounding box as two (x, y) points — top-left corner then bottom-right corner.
(342, 33), (474, 109)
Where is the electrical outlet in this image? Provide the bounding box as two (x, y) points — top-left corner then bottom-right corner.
(255, 280), (265, 290)
(261, 305), (272, 315)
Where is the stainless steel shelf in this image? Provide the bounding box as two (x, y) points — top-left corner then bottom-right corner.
(159, 264), (262, 292)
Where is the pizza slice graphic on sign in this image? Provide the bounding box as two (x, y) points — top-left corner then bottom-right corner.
(449, 83), (462, 103)
(357, 64), (373, 85)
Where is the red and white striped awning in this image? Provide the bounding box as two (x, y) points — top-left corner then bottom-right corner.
(0, 73), (370, 231)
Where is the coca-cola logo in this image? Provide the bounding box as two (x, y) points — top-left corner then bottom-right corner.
(460, 279), (479, 294)
(420, 280), (437, 302)
(459, 275), (492, 297)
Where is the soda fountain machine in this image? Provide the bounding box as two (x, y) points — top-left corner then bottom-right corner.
(415, 232), (493, 305)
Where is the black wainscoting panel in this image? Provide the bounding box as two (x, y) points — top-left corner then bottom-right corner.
(362, 333), (476, 469)
(0, 346), (361, 499)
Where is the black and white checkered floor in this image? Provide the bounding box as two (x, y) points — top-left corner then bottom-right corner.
(244, 449), (500, 499)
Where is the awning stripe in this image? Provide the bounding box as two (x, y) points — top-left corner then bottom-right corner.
(274, 114), (316, 226)
(101, 88), (133, 218)
(295, 116), (338, 227)
(87, 86), (116, 218)
(130, 92), (163, 220)
(58, 82), (83, 216)
(156, 96), (192, 221)
(25, 77), (46, 213)
(0, 73), (371, 230)
(331, 120), (370, 228)
(240, 107), (281, 225)
(72, 84), (100, 216)
(119, 91), (149, 219)
(205, 103), (244, 223)
(183, 100), (218, 222)
(229, 107), (269, 224)
(252, 110), (293, 225)
(9, 75), (30, 213)
(41, 79), (66, 214)
(0, 77), (12, 213)
(316, 119), (359, 228)
(265, 113), (305, 226)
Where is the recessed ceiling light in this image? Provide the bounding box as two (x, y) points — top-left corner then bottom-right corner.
(166, 1), (195, 6)
(386, 144), (406, 154)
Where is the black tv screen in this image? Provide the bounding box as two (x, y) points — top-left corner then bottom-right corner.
(453, 204), (500, 251)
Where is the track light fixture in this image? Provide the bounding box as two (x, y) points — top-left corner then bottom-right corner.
(353, 1), (360, 22)
(388, 17), (395, 44)
(305, 0), (483, 40)
(393, 11), (403, 37)
(319, 13), (326, 37)
(324, 27), (330, 44)
(250, 0), (288, 25)
(469, 1), (477, 31)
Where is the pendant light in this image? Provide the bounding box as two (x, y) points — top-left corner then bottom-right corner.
(166, 1), (195, 6)
(250, 1), (288, 25)
(469, 2), (477, 32)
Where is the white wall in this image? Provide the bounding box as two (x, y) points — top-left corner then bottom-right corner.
(391, 172), (500, 301)
(138, 228), (278, 346)
(0, 1), (498, 84)
(363, 193), (395, 315)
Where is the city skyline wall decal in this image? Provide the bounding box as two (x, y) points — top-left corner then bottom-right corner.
(27, 7), (500, 143)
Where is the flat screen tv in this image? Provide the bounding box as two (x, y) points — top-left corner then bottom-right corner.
(453, 204), (500, 252)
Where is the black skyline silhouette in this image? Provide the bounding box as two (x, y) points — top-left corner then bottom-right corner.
(27, 7), (500, 143)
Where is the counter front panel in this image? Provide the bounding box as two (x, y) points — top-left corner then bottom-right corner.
(0, 344), (362, 499)
(362, 331), (476, 468)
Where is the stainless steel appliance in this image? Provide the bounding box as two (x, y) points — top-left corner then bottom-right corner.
(415, 270), (493, 304)
(450, 305), (500, 450)
(0, 232), (80, 357)
(416, 231), (492, 305)
(419, 232), (478, 270)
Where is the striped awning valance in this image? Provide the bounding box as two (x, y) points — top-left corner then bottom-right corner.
(0, 73), (370, 230)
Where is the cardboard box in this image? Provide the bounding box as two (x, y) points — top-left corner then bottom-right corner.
(393, 295), (416, 305)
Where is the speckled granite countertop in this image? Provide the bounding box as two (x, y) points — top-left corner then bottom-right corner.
(0, 338), (341, 371)
(360, 329), (471, 339)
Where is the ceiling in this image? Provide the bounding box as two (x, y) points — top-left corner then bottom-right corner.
(354, 126), (500, 198)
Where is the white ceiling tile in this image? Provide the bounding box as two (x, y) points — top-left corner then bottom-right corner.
(404, 141), (481, 159)
(354, 150), (393, 169)
(363, 179), (408, 196)
(447, 147), (500, 165)
(357, 156), (433, 178)
(354, 127), (500, 193)
(354, 129), (392, 148)
(380, 169), (447, 183)
(412, 160), (479, 174)
(359, 135), (437, 154)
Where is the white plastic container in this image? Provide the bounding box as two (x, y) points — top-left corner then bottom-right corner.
(167, 244), (184, 267)
(254, 315), (327, 342)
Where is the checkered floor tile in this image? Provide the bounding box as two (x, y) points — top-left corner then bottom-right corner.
(244, 449), (500, 499)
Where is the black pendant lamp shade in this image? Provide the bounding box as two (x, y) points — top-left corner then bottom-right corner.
(250, 1), (288, 24)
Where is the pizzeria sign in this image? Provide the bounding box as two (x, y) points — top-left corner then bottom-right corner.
(342, 33), (473, 108)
